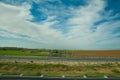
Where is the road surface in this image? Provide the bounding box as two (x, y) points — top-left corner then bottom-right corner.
(0, 55), (120, 62)
(0, 75), (120, 80)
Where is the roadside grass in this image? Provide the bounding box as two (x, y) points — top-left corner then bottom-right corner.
(0, 61), (120, 76)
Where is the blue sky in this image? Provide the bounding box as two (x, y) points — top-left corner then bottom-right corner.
(0, 0), (120, 50)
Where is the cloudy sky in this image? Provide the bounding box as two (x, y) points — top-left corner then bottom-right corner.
(0, 0), (120, 50)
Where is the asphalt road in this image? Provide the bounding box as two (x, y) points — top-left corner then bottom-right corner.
(0, 55), (120, 62)
(0, 75), (120, 80)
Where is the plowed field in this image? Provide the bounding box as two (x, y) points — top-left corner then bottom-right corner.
(70, 50), (120, 57)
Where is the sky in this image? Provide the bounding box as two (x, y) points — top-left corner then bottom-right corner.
(0, 0), (120, 50)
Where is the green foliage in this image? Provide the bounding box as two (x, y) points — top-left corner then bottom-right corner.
(49, 50), (72, 57)
(111, 69), (120, 73)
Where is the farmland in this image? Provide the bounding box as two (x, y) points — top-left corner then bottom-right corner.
(70, 50), (120, 58)
(0, 48), (120, 58)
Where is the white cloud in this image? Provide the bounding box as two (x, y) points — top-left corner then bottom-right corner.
(0, 2), (68, 49)
(0, 0), (120, 50)
(0, 2), (31, 36)
(64, 0), (120, 49)
(67, 0), (105, 36)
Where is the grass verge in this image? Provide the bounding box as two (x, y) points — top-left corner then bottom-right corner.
(0, 61), (120, 76)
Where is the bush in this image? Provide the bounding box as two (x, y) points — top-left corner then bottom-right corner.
(112, 69), (120, 73)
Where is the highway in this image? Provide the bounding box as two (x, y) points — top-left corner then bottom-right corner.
(0, 55), (120, 62)
(0, 75), (120, 80)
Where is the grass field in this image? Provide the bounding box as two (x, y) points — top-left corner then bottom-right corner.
(0, 61), (120, 76)
(0, 49), (49, 58)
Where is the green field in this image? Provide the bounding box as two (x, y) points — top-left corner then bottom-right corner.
(0, 49), (49, 58)
(0, 61), (120, 76)
(0, 49), (73, 58)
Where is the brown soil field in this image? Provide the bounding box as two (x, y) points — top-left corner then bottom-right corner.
(70, 50), (120, 57)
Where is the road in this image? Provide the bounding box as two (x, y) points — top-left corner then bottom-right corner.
(0, 55), (120, 62)
(0, 75), (120, 80)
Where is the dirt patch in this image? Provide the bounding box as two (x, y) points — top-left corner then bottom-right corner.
(97, 68), (112, 73)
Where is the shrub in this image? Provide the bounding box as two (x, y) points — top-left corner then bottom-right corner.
(111, 69), (120, 73)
